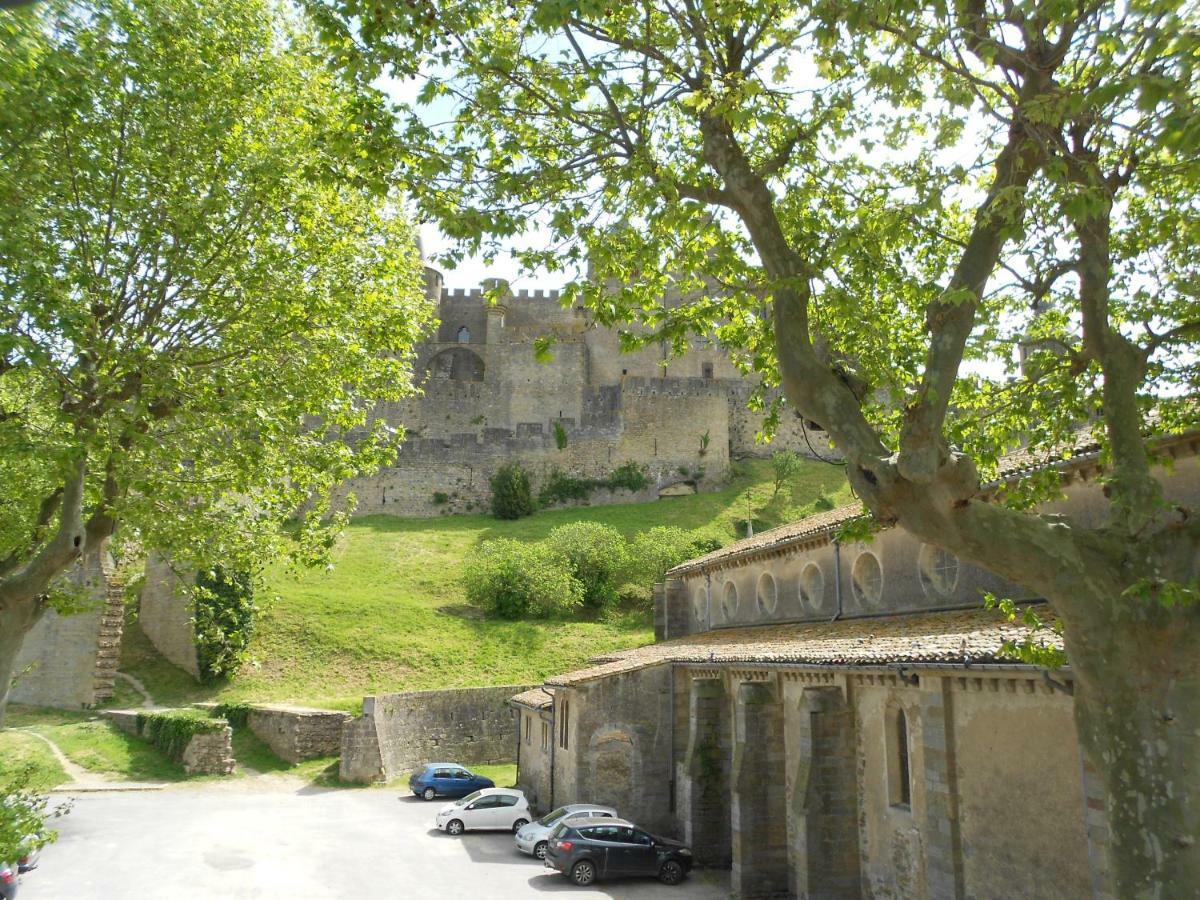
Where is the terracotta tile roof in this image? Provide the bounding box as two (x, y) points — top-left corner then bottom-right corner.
(509, 686), (555, 709)
(544, 605), (1060, 687)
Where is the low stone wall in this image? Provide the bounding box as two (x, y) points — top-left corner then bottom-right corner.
(105, 709), (235, 776)
(340, 684), (529, 784)
(247, 705), (350, 763)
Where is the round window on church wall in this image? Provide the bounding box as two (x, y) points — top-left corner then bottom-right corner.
(756, 572), (778, 615)
(918, 544), (960, 599)
(799, 563), (825, 611)
(722, 581), (738, 622)
(851, 551), (884, 607)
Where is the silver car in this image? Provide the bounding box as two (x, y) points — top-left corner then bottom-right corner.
(514, 803), (618, 860)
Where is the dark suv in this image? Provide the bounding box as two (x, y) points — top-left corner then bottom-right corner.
(543, 816), (693, 887)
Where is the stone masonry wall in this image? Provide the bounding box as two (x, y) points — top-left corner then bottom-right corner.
(247, 705), (350, 764)
(11, 549), (123, 709)
(340, 684), (529, 784)
(105, 709), (235, 776)
(138, 553), (201, 679)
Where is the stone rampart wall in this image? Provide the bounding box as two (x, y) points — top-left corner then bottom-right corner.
(104, 709), (235, 776)
(340, 684), (530, 784)
(11, 550), (123, 709)
(247, 705), (350, 764)
(138, 554), (200, 679)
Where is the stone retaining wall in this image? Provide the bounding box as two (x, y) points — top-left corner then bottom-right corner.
(247, 705), (350, 763)
(104, 709), (235, 776)
(340, 684), (529, 784)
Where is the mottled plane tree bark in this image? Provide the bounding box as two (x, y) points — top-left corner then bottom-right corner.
(311, 0), (1200, 891)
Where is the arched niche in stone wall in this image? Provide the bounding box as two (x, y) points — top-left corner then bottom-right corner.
(426, 346), (485, 382)
(588, 728), (638, 813)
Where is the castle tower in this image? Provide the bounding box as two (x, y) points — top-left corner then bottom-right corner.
(482, 277), (511, 344)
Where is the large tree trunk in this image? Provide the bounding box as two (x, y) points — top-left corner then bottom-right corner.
(1066, 597), (1200, 896)
(0, 598), (44, 730)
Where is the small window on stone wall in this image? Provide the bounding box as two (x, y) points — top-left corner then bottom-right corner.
(456, 325), (470, 342)
(799, 563), (824, 611)
(524, 714), (531, 745)
(886, 706), (913, 809)
(702, 362), (714, 379)
(852, 551), (884, 607)
(542, 721), (550, 752)
(722, 581), (738, 622)
(559, 700), (570, 749)
(756, 572), (778, 615)
(918, 544), (960, 599)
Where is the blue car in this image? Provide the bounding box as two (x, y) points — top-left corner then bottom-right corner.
(409, 763), (494, 801)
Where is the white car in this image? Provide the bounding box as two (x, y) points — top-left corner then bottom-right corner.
(514, 803), (618, 859)
(435, 788), (530, 836)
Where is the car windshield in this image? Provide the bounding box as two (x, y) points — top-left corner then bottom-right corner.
(536, 806), (570, 827)
(455, 790), (484, 806)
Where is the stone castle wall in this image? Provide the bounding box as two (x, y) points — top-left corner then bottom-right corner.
(340, 684), (528, 784)
(138, 554), (201, 679)
(343, 274), (839, 519)
(246, 704), (350, 763)
(10, 549), (124, 709)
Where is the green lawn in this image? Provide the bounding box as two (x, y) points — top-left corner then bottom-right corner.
(121, 458), (849, 711)
(5, 705), (188, 783)
(0, 727), (70, 791)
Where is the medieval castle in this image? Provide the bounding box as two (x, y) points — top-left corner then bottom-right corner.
(337, 265), (833, 517)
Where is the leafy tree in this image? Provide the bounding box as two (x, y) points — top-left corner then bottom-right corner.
(462, 538), (583, 618)
(489, 462), (535, 519)
(0, 0), (433, 724)
(624, 526), (708, 589)
(770, 451), (803, 499)
(544, 522), (628, 611)
(313, 0), (1200, 889)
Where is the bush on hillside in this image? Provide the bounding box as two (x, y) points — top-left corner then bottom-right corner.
(193, 566), (256, 684)
(623, 526), (709, 589)
(604, 461), (650, 493)
(490, 462), (535, 519)
(544, 522), (628, 611)
(538, 468), (594, 507)
(463, 539), (584, 619)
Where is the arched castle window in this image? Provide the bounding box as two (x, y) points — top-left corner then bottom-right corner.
(722, 581), (738, 622)
(887, 706), (913, 809)
(456, 325), (471, 342)
(918, 544), (960, 599)
(851, 551), (883, 607)
(702, 362), (714, 379)
(427, 347), (485, 382)
(799, 563), (824, 611)
(756, 572), (778, 615)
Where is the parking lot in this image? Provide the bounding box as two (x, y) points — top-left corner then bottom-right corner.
(23, 786), (731, 899)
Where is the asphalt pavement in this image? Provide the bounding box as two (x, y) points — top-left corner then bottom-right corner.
(20, 786), (731, 899)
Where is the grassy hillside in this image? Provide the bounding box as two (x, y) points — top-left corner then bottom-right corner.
(123, 458), (850, 711)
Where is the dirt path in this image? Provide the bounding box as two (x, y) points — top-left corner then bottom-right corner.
(115, 671), (157, 708)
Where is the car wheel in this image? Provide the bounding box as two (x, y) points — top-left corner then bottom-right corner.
(422, 787), (436, 801)
(658, 860), (685, 886)
(512, 818), (529, 833)
(447, 819), (465, 836)
(534, 841), (548, 860)
(570, 859), (596, 886)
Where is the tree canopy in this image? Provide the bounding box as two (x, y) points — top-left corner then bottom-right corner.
(0, 0), (432, 714)
(308, 0), (1200, 890)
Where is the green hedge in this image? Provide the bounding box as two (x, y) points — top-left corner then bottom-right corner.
(212, 701), (252, 729)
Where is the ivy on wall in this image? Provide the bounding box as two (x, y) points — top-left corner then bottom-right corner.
(193, 567), (256, 684)
(136, 709), (225, 760)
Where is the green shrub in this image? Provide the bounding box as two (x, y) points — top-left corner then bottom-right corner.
(463, 539), (583, 619)
(490, 462), (535, 519)
(771, 450), (803, 497)
(193, 567), (256, 684)
(544, 522), (628, 611)
(432, 491), (450, 505)
(814, 493), (835, 511)
(136, 709), (224, 760)
(553, 420), (569, 450)
(624, 526), (709, 588)
(213, 702), (252, 729)
(538, 468), (596, 507)
(603, 461), (650, 493)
